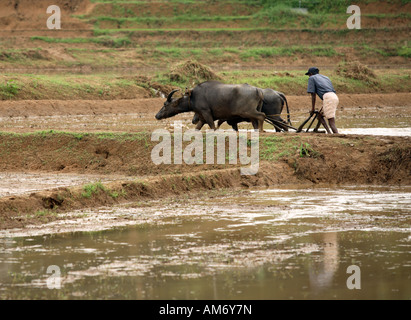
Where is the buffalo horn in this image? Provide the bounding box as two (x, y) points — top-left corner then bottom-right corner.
(167, 89), (180, 102)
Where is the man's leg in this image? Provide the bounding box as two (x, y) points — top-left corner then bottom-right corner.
(328, 118), (338, 134)
(322, 92), (339, 134)
(317, 113), (332, 134)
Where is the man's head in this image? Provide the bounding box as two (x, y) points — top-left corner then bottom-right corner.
(305, 67), (319, 76)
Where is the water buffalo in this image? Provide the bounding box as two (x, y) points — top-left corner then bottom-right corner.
(155, 81), (266, 131)
(191, 88), (291, 132)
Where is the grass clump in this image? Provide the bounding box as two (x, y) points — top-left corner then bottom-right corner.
(298, 142), (321, 158)
(336, 61), (377, 84)
(81, 182), (107, 199)
(0, 79), (21, 99)
(169, 60), (223, 84)
(81, 181), (127, 200)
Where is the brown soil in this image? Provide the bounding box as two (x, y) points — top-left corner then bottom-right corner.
(0, 0), (94, 31)
(0, 93), (409, 119)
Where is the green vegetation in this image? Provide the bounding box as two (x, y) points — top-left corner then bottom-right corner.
(260, 136), (323, 161)
(0, 66), (410, 101)
(81, 182), (127, 199)
(0, 79), (21, 99)
(30, 36), (132, 48)
(33, 209), (58, 218)
(397, 46), (411, 58)
(4, 40), (408, 70)
(260, 136), (301, 160)
(81, 182), (107, 198)
(81, 0), (410, 30)
(0, 74), (147, 100)
(298, 142), (321, 158)
(0, 0), (408, 97)
(0, 130), (151, 143)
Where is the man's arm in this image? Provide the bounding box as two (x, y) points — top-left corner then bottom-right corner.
(311, 93), (316, 114)
(307, 77), (317, 114)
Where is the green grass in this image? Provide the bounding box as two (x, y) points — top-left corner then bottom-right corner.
(239, 46), (339, 60)
(397, 46), (411, 58)
(260, 136), (302, 160)
(260, 136), (323, 161)
(81, 182), (107, 198)
(0, 79), (21, 99)
(33, 209), (59, 218)
(0, 73), (146, 100)
(30, 36), (132, 48)
(81, 181), (127, 200)
(1, 65), (410, 101)
(0, 130), (151, 143)
(80, 0), (410, 31)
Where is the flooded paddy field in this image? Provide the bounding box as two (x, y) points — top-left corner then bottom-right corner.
(0, 185), (410, 300)
(1, 110), (410, 136)
(0, 94), (410, 135)
(0, 93), (410, 300)
(1, 0), (410, 303)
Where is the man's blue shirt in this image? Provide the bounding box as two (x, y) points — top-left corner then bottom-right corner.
(307, 74), (336, 100)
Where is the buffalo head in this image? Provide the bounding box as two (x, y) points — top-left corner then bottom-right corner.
(155, 89), (191, 120)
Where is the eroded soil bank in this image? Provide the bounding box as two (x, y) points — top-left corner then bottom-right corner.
(0, 130), (409, 230)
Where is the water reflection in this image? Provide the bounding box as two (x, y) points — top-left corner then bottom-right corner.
(0, 186), (410, 299)
(309, 232), (339, 292)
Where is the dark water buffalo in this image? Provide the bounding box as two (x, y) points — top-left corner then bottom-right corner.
(155, 81), (265, 131)
(192, 88), (291, 132)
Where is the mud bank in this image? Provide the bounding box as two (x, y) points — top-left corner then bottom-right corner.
(0, 131), (410, 230)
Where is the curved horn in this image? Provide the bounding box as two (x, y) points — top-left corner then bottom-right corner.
(167, 89), (180, 102)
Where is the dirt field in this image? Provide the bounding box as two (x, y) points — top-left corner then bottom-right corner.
(0, 0), (410, 231)
(0, 92), (410, 229)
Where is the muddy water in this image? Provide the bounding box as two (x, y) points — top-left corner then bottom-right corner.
(0, 185), (410, 300)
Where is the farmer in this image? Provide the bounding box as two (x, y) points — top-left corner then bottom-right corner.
(306, 67), (339, 134)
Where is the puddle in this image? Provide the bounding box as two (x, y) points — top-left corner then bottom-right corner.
(339, 127), (411, 137)
(0, 185), (410, 299)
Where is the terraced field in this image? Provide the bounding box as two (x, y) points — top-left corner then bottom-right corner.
(0, 0), (409, 71)
(0, 0), (410, 302)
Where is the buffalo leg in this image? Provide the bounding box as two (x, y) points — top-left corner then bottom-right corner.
(201, 112), (217, 130)
(195, 119), (206, 131)
(251, 120), (258, 131)
(240, 111), (265, 132)
(254, 113), (266, 132)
